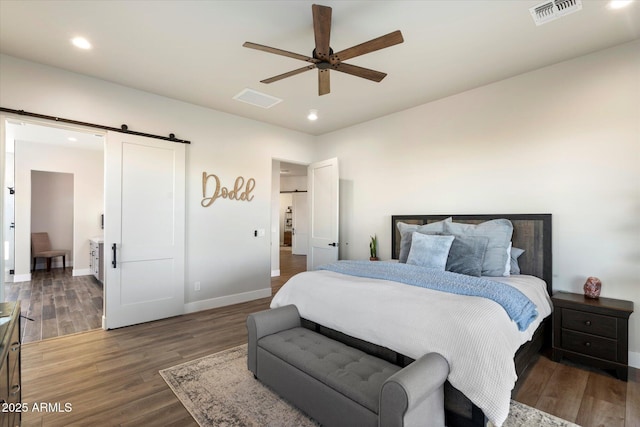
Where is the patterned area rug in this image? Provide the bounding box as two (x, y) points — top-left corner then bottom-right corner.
(160, 345), (580, 427)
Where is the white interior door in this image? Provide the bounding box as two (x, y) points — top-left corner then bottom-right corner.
(104, 132), (185, 329)
(307, 157), (339, 270)
(291, 192), (308, 255)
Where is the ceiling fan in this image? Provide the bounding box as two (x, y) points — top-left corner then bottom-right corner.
(243, 4), (404, 96)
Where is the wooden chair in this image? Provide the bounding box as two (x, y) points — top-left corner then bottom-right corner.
(31, 232), (68, 272)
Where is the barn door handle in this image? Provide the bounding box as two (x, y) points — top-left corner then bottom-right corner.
(112, 243), (117, 268)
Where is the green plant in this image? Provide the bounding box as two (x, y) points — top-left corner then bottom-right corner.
(369, 235), (378, 259)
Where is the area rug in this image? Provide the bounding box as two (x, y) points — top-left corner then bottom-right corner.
(160, 345), (580, 427)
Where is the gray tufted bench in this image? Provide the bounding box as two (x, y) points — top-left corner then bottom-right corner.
(247, 305), (449, 427)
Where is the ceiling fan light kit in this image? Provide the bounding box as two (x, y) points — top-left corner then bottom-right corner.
(243, 4), (404, 96)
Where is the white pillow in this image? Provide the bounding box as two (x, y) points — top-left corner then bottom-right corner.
(504, 242), (512, 277)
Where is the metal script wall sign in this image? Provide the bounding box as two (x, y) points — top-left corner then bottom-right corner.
(201, 172), (256, 207)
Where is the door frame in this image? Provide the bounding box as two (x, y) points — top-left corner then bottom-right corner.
(271, 159), (311, 277)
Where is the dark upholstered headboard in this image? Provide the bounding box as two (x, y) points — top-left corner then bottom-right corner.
(391, 214), (552, 294)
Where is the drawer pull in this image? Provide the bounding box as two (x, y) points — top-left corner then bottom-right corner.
(10, 342), (20, 351)
(584, 320), (592, 326)
(584, 341), (591, 347)
(10, 384), (21, 396)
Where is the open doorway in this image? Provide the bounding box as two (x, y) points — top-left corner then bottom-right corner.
(271, 161), (308, 291)
(31, 170), (74, 270)
(2, 118), (104, 342)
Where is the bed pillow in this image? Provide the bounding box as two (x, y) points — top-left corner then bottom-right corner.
(397, 217), (452, 263)
(445, 235), (489, 277)
(510, 247), (525, 275)
(406, 232), (455, 270)
(504, 242), (513, 276)
(443, 219), (513, 277)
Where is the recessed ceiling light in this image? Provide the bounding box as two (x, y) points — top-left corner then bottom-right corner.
(307, 109), (318, 121)
(68, 137), (78, 142)
(71, 37), (92, 50)
(608, 0), (633, 8)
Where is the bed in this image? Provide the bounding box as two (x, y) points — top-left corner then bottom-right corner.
(271, 214), (553, 427)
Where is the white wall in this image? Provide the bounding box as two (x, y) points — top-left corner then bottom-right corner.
(14, 141), (103, 279)
(31, 170), (74, 269)
(0, 54), (316, 309)
(281, 175), (308, 192)
(315, 40), (640, 365)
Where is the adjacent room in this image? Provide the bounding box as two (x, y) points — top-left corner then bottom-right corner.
(0, 1), (638, 426)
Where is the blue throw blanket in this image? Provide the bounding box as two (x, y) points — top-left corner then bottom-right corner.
(319, 261), (538, 331)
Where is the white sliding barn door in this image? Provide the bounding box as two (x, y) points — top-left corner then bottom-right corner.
(307, 158), (339, 270)
(104, 132), (185, 329)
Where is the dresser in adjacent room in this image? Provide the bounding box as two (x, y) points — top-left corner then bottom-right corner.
(89, 237), (104, 283)
(0, 302), (21, 427)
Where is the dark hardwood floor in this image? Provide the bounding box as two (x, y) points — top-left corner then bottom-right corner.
(4, 268), (103, 343)
(15, 249), (639, 426)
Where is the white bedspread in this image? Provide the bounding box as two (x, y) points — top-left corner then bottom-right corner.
(270, 270), (552, 427)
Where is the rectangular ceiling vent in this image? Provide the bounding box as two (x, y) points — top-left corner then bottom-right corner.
(233, 88), (283, 109)
(530, 0), (582, 26)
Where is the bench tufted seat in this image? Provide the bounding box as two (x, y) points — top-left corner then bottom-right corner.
(247, 305), (449, 427)
(259, 326), (401, 413)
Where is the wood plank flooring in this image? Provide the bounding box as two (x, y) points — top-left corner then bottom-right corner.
(4, 268), (103, 343)
(14, 249), (640, 426)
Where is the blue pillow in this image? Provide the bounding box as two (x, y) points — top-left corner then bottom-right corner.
(406, 232), (455, 270)
(445, 235), (489, 277)
(397, 217), (452, 263)
(444, 219), (513, 277)
(510, 247), (525, 275)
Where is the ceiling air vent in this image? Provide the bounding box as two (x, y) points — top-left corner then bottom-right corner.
(530, 0), (582, 26)
(233, 88), (282, 109)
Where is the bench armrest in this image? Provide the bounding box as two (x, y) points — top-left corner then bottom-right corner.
(246, 305), (301, 374)
(379, 352), (449, 427)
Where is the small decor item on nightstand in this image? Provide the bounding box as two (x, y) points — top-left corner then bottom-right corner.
(369, 235), (379, 261)
(583, 276), (602, 299)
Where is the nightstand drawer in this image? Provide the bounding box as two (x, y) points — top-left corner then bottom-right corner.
(561, 329), (616, 361)
(561, 308), (617, 338)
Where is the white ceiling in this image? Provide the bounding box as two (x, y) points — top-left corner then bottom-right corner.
(4, 121), (104, 154)
(0, 1), (638, 136)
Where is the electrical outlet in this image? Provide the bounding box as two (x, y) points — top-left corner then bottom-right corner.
(195, 281), (201, 291)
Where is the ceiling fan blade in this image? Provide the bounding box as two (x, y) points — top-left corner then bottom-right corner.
(243, 42), (317, 63)
(312, 4), (332, 60)
(260, 65), (316, 84)
(332, 62), (387, 82)
(318, 69), (330, 96)
(331, 30), (404, 63)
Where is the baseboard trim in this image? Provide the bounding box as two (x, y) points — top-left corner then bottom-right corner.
(271, 269), (280, 277)
(184, 288), (272, 314)
(13, 273), (31, 283)
(629, 351), (640, 369)
(73, 268), (92, 277)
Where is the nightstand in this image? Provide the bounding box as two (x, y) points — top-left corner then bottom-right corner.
(552, 291), (634, 381)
